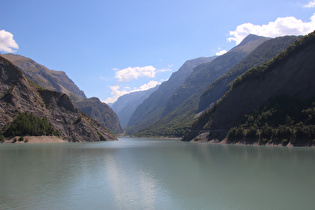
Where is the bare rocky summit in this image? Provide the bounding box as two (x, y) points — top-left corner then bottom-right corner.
(0, 56), (117, 142)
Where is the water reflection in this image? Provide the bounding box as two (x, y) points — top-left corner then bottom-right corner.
(0, 139), (315, 210)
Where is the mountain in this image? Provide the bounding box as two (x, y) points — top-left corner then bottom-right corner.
(75, 97), (123, 134)
(184, 31), (315, 146)
(2, 53), (123, 134)
(126, 56), (216, 133)
(129, 34), (269, 137)
(198, 35), (299, 112)
(0, 56), (116, 142)
(111, 86), (159, 128)
(1, 53), (86, 102)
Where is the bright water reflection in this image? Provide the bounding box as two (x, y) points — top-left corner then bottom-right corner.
(0, 137), (314, 210)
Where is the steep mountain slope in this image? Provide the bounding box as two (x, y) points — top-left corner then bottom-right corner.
(131, 35), (269, 137)
(111, 86), (159, 128)
(184, 31), (315, 146)
(127, 56), (216, 133)
(2, 53), (87, 102)
(75, 97), (123, 134)
(0, 56), (116, 141)
(2, 53), (122, 134)
(198, 35), (299, 112)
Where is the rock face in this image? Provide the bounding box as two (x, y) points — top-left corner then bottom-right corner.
(2, 53), (123, 135)
(75, 97), (123, 134)
(2, 53), (87, 102)
(0, 56), (117, 142)
(184, 31), (315, 142)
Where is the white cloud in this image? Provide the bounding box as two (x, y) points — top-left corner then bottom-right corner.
(157, 68), (172, 73)
(114, 66), (156, 82)
(103, 80), (161, 104)
(138, 80), (161, 91)
(216, 50), (227, 56)
(228, 13), (315, 44)
(303, 0), (315, 8)
(0, 30), (19, 53)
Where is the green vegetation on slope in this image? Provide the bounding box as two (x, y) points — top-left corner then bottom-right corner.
(4, 112), (60, 137)
(226, 96), (315, 146)
(187, 30), (315, 146)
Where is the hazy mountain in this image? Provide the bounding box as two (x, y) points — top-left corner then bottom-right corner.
(130, 34), (269, 137)
(111, 86), (159, 128)
(184, 31), (315, 146)
(1, 53), (86, 102)
(198, 35), (299, 112)
(0, 56), (116, 142)
(127, 56), (216, 133)
(75, 97), (123, 134)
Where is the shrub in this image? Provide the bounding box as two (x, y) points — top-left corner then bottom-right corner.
(0, 135), (5, 143)
(227, 127), (245, 143)
(4, 112), (60, 137)
(245, 126), (258, 144)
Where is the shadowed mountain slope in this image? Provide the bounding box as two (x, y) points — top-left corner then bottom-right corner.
(129, 35), (270, 137)
(198, 35), (299, 112)
(184, 31), (315, 146)
(75, 97), (123, 134)
(126, 56), (216, 134)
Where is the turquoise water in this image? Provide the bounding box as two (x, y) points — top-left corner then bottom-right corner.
(0, 137), (314, 210)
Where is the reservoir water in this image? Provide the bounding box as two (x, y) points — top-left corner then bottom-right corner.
(0, 137), (314, 210)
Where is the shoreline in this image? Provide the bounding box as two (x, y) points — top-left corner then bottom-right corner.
(190, 138), (315, 148)
(2, 136), (68, 144)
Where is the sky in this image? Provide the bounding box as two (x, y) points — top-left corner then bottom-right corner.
(1, 0), (315, 103)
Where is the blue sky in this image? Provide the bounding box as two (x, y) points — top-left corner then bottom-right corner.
(1, 0), (315, 103)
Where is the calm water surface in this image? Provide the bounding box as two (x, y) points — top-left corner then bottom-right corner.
(0, 137), (314, 210)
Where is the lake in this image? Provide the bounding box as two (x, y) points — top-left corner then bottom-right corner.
(0, 137), (314, 210)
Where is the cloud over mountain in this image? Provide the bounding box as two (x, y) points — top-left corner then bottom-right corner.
(104, 80), (161, 103)
(0, 30), (18, 53)
(114, 66), (156, 82)
(228, 13), (315, 44)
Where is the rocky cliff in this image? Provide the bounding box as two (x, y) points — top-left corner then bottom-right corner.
(1, 53), (87, 102)
(75, 97), (123, 134)
(2, 53), (122, 135)
(0, 56), (117, 142)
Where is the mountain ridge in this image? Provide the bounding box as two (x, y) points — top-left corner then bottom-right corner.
(129, 34), (270, 137)
(0, 55), (117, 142)
(184, 31), (315, 146)
(126, 56), (216, 133)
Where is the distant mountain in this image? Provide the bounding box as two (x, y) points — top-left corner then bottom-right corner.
(0, 56), (116, 142)
(2, 54), (122, 134)
(1, 54), (86, 102)
(198, 35), (299, 112)
(127, 56), (216, 133)
(111, 86), (159, 128)
(184, 31), (315, 146)
(130, 34), (269, 137)
(75, 97), (123, 134)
